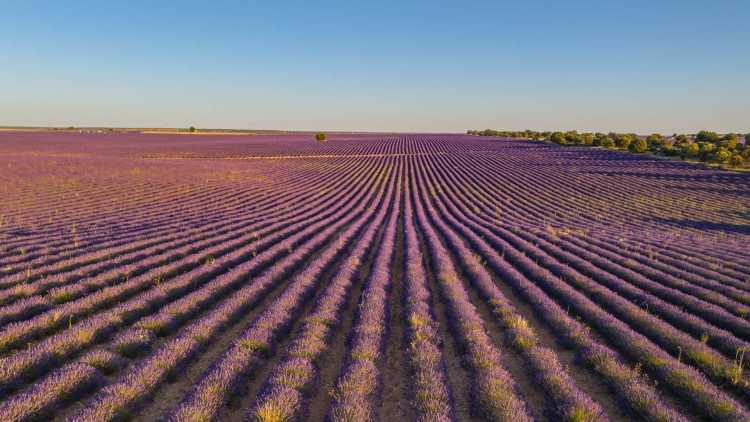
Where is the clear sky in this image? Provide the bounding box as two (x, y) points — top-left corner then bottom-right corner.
(1, 0), (748, 133)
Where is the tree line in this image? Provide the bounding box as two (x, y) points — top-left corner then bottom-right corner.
(467, 129), (750, 168)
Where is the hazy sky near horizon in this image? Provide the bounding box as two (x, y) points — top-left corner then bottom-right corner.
(1, 1), (748, 134)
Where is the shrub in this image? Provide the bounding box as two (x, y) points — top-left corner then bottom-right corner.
(662, 144), (679, 156)
(628, 138), (648, 153)
(721, 134), (739, 150)
(646, 133), (663, 145)
(600, 137), (615, 148)
(315, 132), (327, 141)
(729, 154), (744, 167)
(614, 134), (635, 149)
(713, 148), (732, 163)
(565, 131), (582, 145)
(646, 134), (669, 152)
(683, 143), (700, 158)
(549, 132), (567, 145)
(698, 142), (716, 161)
(696, 130), (720, 143)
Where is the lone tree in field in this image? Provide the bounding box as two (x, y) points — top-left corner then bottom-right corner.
(188, 126), (197, 133)
(315, 132), (327, 141)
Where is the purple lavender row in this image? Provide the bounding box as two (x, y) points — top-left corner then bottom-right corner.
(434, 148), (750, 284)
(436, 146), (750, 285)
(445, 157), (750, 303)
(0, 165), (205, 225)
(415, 155), (748, 421)
(424, 154), (750, 360)
(248, 163), (397, 421)
(412, 165), (608, 421)
(466, 141), (745, 252)
(506, 154), (750, 276)
(440, 149), (750, 290)
(362, 174), (452, 422)
(558, 233), (750, 314)
(424, 148), (748, 370)
(0, 182), (251, 263)
(0, 156), (343, 281)
(0, 156), (371, 322)
(378, 150), (746, 328)
(423, 148), (750, 357)
(0, 185), (271, 285)
(130, 164), (385, 337)
(563, 226), (750, 291)
(0, 181), (186, 252)
(518, 229), (750, 357)
(162, 168), (392, 422)
(2, 154), (347, 262)
(0, 160), (300, 241)
(0, 187), (340, 353)
(472, 216), (750, 398)
(327, 172), (400, 421)
(0, 183), (249, 266)
(414, 150), (687, 421)
(1, 195), (362, 422)
(0, 153), (382, 344)
(0, 152), (374, 294)
(0, 161), (392, 420)
(0, 154), (333, 265)
(0, 362), (100, 421)
(598, 234), (750, 285)
(535, 238), (750, 392)
(409, 163), (532, 422)
(0, 158), (383, 395)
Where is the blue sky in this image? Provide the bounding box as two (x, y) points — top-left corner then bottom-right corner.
(1, 0), (748, 133)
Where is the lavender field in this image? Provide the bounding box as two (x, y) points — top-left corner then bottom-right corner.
(0, 131), (749, 422)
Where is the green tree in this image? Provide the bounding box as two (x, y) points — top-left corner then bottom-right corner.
(188, 126), (197, 133)
(721, 133), (739, 150)
(695, 130), (719, 143)
(315, 132), (327, 141)
(713, 147), (732, 163)
(729, 153), (744, 167)
(565, 130), (582, 145)
(646, 134), (665, 151)
(684, 143), (700, 157)
(662, 144), (678, 156)
(549, 132), (567, 145)
(600, 137), (615, 148)
(699, 142), (716, 161)
(646, 133), (663, 144)
(628, 138), (648, 153)
(614, 134), (634, 149)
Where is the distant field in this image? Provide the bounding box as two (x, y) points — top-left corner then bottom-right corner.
(0, 131), (749, 421)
